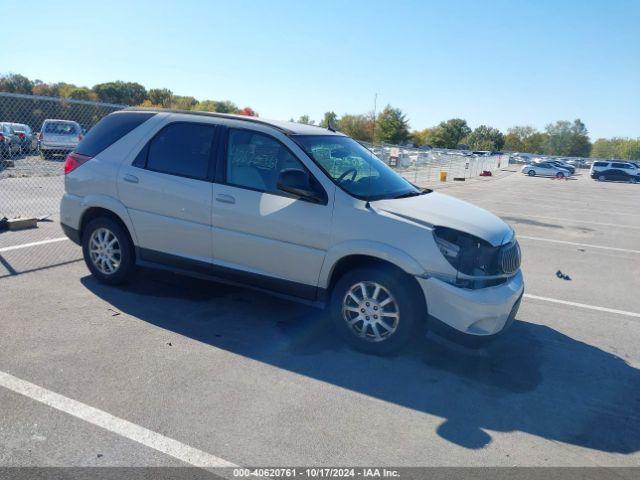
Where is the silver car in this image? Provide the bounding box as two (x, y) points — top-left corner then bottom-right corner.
(60, 110), (523, 355)
(521, 161), (572, 178)
(39, 119), (82, 159)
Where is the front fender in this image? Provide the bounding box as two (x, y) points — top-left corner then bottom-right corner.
(318, 240), (425, 289)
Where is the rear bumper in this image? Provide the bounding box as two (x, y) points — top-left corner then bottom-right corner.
(417, 270), (524, 338)
(40, 143), (77, 151)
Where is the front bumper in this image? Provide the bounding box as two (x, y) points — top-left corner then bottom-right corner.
(417, 270), (524, 337)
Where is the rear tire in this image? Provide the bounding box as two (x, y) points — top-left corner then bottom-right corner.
(527, 170), (536, 176)
(82, 217), (135, 285)
(329, 266), (422, 355)
(556, 172), (565, 179)
(598, 175), (606, 182)
(630, 177), (638, 184)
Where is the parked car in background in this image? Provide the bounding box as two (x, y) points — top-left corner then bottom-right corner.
(39, 119), (83, 159)
(547, 160), (576, 175)
(590, 161), (639, 183)
(10, 123), (37, 153)
(60, 110), (523, 355)
(0, 122), (22, 158)
(521, 161), (572, 178)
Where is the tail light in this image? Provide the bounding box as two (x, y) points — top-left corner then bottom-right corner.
(18, 132), (25, 139)
(78, 134), (83, 141)
(0, 133), (4, 142)
(64, 152), (92, 174)
(38, 132), (43, 140)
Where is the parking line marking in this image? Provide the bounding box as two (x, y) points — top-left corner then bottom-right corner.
(518, 235), (640, 254)
(0, 370), (237, 468)
(0, 237), (68, 253)
(524, 294), (640, 318)
(495, 212), (640, 230)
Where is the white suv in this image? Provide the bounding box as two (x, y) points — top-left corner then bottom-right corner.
(60, 110), (523, 354)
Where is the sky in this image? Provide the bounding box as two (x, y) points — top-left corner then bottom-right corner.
(3, 0), (639, 139)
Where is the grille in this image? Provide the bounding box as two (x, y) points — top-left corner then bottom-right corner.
(498, 240), (521, 274)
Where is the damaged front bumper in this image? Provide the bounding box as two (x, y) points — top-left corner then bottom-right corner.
(417, 270), (524, 338)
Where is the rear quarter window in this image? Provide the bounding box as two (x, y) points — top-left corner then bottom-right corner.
(76, 112), (156, 157)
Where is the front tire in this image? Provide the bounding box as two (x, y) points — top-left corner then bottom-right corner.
(82, 217), (135, 285)
(527, 170), (536, 176)
(598, 175), (606, 182)
(556, 172), (565, 179)
(329, 267), (422, 355)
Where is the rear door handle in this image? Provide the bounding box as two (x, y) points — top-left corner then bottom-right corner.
(123, 174), (139, 184)
(215, 194), (235, 204)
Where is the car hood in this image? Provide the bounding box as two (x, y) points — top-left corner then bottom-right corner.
(373, 192), (512, 247)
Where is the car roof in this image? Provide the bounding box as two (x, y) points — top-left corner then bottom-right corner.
(124, 108), (344, 136)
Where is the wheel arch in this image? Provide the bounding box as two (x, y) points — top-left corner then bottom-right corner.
(79, 204), (136, 250)
(321, 248), (426, 311)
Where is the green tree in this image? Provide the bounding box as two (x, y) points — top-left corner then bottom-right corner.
(426, 118), (471, 149)
(319, 111), (338, 129)
(375, 105), (410, 144)
(337, 114), (373, 142)
(619, 139), (640, 160)
(410, 128), (432, 146)
(0, 73), (34, 94)
(171, 95), (198, 110)
(92, 81), (148, 105)
(592, 138), (640, 160)
(504, 126), (536, 152)
(465, 125), (505, 151)
(67, 87), (97, 101)
(148, 88), (173, 108)
(297, 115), (315, 125)
(544, 119), (591, 157)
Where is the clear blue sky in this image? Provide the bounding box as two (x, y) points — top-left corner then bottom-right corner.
(3, 0), (639, 139)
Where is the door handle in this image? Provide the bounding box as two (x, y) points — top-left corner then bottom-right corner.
(215, 194), (235, 204)
(123, 174), (139, 184)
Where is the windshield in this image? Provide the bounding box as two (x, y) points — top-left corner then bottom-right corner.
(292, 135), (423, 201)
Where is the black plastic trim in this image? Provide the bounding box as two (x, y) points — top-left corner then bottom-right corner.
(61, 223), (81, 245)
(137, 247), (320, 302)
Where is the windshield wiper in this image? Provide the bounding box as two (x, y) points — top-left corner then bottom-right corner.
(393, 189), (430, 199)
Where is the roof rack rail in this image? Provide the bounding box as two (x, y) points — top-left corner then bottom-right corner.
(123, 107), (295, 134)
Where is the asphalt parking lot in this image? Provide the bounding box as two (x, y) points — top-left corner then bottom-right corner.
(1, 170), (639, 468)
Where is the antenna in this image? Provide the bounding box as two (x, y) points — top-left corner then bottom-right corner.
(327, 118), (336, 132)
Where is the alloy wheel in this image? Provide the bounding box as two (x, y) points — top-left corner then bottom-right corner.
(89, 227), (121, 275)
(342, 281), (400, 342)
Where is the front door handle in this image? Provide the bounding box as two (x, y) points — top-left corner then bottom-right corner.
(215, 194), (236, 204)
(123, 174), (139, 184)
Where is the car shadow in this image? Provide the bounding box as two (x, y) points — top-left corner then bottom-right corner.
(81, 269), (640, 454)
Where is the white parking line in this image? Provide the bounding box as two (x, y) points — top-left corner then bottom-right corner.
(518, 235), (640, 254)
(0, 370), (237, 468)
(524, 294), (640, 318)
(495, 212), (640, 230)
(0, 237), (69, 253)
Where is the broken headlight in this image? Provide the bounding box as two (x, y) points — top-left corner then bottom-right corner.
(433, 226), (520, 287)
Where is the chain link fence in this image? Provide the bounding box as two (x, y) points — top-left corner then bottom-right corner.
(0, 92), (509, 277)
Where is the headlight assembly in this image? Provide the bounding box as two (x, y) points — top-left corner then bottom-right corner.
(432, 226), (521, 288)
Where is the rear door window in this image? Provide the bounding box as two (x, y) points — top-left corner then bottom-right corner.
(593, 162), (608, 167)
(611, 163), (627, 169)
(144, 122), (216, 180)
(76, 112), (155, 157)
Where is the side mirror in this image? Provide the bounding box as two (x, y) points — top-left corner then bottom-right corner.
(277, 168), (325, 204)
